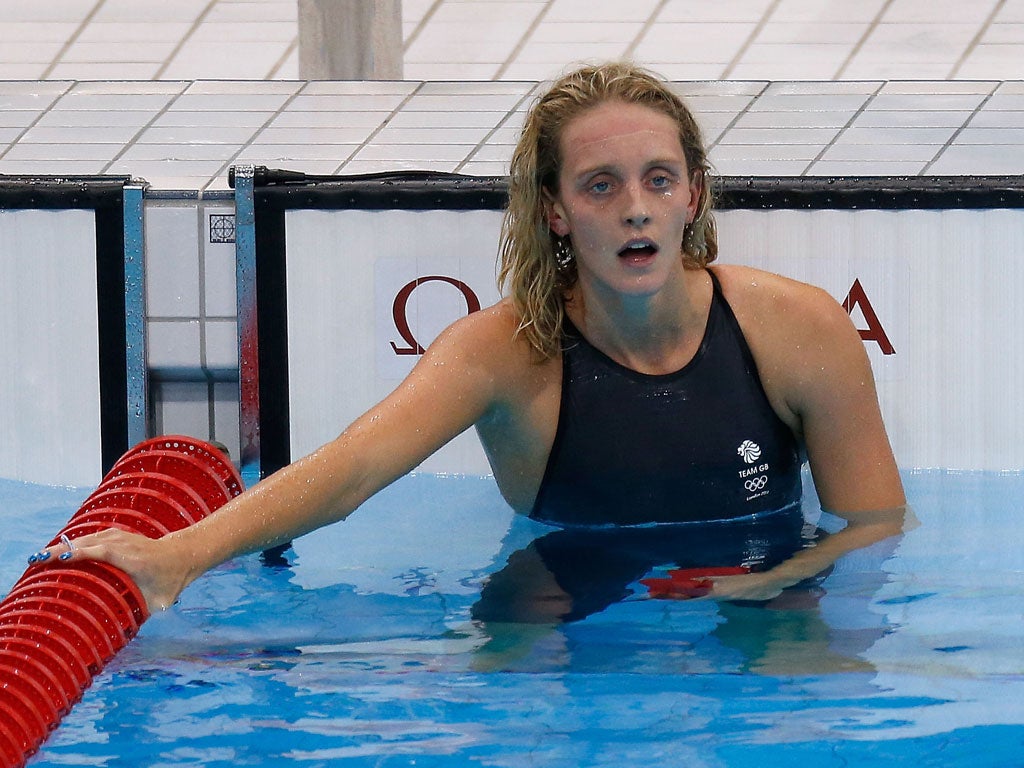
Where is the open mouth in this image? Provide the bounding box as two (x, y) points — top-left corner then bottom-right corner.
(617, 240), (659, 259)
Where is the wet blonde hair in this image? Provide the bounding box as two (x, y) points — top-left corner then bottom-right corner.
(498, 61), (718, 360)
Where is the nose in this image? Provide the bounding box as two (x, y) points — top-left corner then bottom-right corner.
(626, 211), (651, 228)
(623, 182), (650, 228)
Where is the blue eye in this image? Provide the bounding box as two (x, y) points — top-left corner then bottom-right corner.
(590, 180), (611, 194)
(650, 175), (672, 188)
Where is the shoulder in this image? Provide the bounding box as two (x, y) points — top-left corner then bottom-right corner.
(709, 264), (867, 426)
(429, 299), (534, 361)
(422, 299), (558, 394)
(711, 264), (848, 328)
(711, 264), (860, 358)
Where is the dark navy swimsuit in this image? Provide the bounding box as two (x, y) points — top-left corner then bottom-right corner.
(530, 270), (803, 528)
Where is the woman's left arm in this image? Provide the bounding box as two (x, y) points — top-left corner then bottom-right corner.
(710, 274), (911, 601)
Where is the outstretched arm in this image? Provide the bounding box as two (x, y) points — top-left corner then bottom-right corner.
(37, 307), (510, 612)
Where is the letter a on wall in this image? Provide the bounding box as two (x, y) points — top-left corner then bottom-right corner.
(843, 278), (895, 355)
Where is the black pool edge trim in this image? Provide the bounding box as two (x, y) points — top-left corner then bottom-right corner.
(233, 168), (1024, 211)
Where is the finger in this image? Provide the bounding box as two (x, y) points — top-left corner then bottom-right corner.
(26, 548), (56, 565)
(27, 528), (128, 566)
(26, 532), (77, 565)
(57, 533), (78, 561)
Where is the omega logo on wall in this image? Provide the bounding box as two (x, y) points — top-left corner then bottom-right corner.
(389, 276), (482, 356)
(386, 275), (895, 357)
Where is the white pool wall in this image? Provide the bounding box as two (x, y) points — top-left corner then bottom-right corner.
(2, 76), (1023, 486)
(0, 209), (102, 486)
(284, 206), (1024, 477)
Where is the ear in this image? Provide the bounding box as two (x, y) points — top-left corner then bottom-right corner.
(686, 169), (704, 224)
(543, 189), (571, 237)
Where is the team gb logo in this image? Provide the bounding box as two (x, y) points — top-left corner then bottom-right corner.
(737, 440), (762, 464)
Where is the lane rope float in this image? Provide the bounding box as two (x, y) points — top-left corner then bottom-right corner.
(0, 436), (244, 768)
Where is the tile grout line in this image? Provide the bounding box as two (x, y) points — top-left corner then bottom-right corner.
(39, 0), (106, 80)
(98, 82), (193, 176)
(921, 84), (1001, 175)
(150, 315), (236, 322)
(833, 0), (895, 80)
(0, 82), (76, 162)
(622, 0), (671, 61)
(948, 0), (1006, 79)
(454, 84), (542, 173)
(707, 81), (772, 154)
(266, 38), (299, 79)
(153, 0), (220, 80)
(333, 82), (427, 174)
(720, 0), (783, 80)
(403, 0), (446, 54)
(206, 374), (218, 445)
(801, 81), (887, 176)
(195, 195), (224, 442)
(492, 0), (556, 81)
(197, 202), (209, 393)
(204, 83), (308, 191)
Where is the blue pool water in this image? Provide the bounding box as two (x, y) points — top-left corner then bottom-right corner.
(2, 469), (1023, 767)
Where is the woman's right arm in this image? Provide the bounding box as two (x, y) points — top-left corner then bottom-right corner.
(39, 304), (516, 612)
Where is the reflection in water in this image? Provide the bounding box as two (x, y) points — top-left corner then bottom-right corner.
(471, 505), (895, 674)
(473, 505), (812, 624)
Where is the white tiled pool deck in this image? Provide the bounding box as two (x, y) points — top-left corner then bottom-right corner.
(2, 0), (1023, 83)
(3, 78), (1022, 190)
(1, 0), (1022, 188)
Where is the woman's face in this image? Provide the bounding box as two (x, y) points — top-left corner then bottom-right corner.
(545, 100), (701, 302)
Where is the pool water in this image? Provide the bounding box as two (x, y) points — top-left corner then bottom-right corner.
(2, 469), (1023, 767)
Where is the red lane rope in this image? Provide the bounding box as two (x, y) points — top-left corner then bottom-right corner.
(0, 436), (243, 768)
